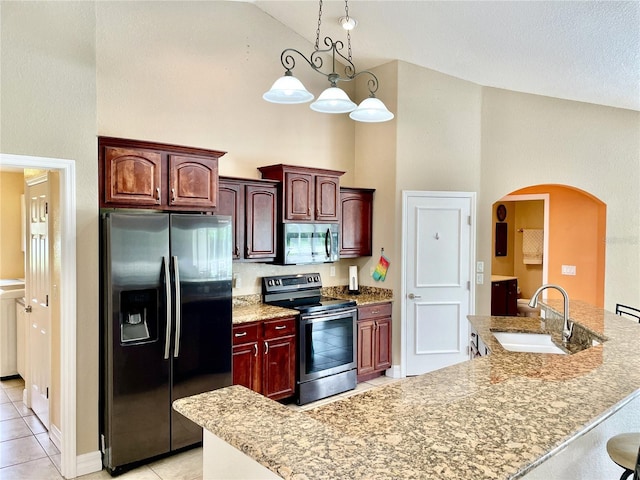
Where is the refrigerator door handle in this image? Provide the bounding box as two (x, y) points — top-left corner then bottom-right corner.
(172, 255), (182, 358)
(163, 256), (172, 360)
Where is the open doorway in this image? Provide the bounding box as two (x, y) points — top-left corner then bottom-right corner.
(491, 184), (606, 310)
(0, 154), (76, 478)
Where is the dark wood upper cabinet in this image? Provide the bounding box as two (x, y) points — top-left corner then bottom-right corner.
(217, 177), (278, 261)
(104, 146), (162, 206)
(99, 137), (225, 211)
(168, 155), (218, 208)
(258, 164), (344, 223)
(340, 187), (375, 258)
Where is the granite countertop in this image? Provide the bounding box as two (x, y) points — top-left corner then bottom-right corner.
(231, 286), (393, 325)
(175, 300), (640, 479)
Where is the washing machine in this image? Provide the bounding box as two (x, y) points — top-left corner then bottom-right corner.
(0, 278), (25, 379)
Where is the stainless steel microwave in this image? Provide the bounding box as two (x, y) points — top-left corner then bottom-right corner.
(281, 223), (339, 265)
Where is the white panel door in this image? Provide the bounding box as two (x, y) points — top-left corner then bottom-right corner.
(26, 175), (50, 429)
(404, 192), (474, 376)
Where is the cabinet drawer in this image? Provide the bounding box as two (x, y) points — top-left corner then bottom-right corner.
(232, 323), (259, 345)
(358, 303), (392, 320)
(263, 317), (296, 339)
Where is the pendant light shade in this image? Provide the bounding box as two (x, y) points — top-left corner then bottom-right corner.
(263, 73), (314, 104)
(349, 96), (394, 123)
(310, 87), (357, 113)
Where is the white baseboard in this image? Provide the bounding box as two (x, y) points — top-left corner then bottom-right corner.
(50, 424), (62, 451)
(385, 365), (402, 379)
(76, 450), (103, 477)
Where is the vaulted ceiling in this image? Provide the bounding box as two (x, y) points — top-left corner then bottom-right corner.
(252, 1), (640, 111)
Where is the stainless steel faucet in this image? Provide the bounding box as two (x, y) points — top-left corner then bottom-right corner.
(528, 284), (573, 342)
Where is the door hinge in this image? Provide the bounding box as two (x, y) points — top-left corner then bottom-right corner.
(45, 202), (49, 215)
(46, 387), (49, 399)
(46, 294), (49, 307)
(467, 281), (471, 290)
(467, 215), (471, 226)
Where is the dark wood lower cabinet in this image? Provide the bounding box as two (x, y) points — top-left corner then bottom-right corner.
(357, 302), (392, 383)
(232, 317), (296, 401)
(491, 278), (518, 316)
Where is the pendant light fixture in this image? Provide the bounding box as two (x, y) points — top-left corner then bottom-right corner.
(263, 0), (394, 123)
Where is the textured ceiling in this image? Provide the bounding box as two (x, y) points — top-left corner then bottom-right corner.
(253, 0), (640, 111)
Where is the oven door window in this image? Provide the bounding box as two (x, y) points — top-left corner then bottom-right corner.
(302, 313), (355, 379)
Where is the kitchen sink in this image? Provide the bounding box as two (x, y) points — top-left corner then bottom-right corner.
(492, 331), (567, 355)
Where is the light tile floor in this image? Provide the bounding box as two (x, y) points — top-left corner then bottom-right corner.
(0, 375), (400, 479)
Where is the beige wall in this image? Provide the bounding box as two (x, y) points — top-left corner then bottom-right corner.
(0, 172), (25, 278)
(2, 0), (640, 461)
(1, 0), (98, 456)
(479, 88), (639, 314)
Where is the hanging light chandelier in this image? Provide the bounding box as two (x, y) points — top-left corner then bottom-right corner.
(263, 0), (394, 123)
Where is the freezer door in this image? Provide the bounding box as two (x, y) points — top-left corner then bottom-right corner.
(102, 213), (171, 471)
(169, 215), (233, 450)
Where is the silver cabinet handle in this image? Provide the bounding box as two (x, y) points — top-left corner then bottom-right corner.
(264, 341), (269, 355)
(253, 343), (258, 357)
(171, 188), (176, 203)
(163, 257), (172, 360)
(408, 293), (422, 299)
(235, 331), (248, 337)
(156, 187), (161, 202)
(173, 256), (181, 358)
(274, 325), (286, 330)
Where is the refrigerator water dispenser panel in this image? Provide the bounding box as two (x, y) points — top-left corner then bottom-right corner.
(120, 289), (157, 344)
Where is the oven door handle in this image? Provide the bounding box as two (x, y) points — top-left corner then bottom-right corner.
(301, 307), (357, 322)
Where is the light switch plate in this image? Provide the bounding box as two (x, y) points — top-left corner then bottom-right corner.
(561, 265), (576, 276)
(476, 273), (484, 284)
(330, 266), (336, 277)
(476, 261), (484, 273)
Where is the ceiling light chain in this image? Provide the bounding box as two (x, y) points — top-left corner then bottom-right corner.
(315, 0), (323, 51)
(262, 0), (394, 122)
(344, 0), (352, 61)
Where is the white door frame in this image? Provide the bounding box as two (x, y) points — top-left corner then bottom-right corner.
(400, 191), (476, 378)
(497, 193), (549, 286)
(0, 153), (76, 478)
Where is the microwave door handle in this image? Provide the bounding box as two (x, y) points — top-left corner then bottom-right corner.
(325, 228), (331, 258)
(172, 256), (182, 358)
(163, 257), (172, 360)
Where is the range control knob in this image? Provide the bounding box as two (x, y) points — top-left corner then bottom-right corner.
(268, 280), (274, 286)
(307, 277), (313, 283)
(314, 275), (320, 282)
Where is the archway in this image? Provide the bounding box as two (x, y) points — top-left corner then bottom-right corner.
(491, 184), (606, 308)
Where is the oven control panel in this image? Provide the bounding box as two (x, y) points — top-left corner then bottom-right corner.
(262, 273), (322, 294)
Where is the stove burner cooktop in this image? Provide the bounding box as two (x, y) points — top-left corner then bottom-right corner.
(261, 273), (356, 314)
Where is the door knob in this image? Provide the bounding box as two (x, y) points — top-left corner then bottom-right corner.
(408, 293), (422, 300)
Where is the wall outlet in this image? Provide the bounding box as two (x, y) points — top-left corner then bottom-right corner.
(330, 266), (336, 277)
(233, 274), (241, 289)
(561, 265), (576, 276)
(476, 261), (484, 273)
(476, 273), (484, 284)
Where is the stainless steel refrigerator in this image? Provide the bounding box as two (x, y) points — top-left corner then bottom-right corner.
(100, 212), (233, 474)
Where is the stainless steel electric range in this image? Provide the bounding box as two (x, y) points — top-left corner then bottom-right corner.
(262, 273), (357, 405)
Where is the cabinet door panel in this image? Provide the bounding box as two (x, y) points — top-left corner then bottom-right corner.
(262, 335), (296, 400)
(374, 318), (392, 371)
(245, 184), (277, 259)
(284, 172), (313, 221)
(168, 155), (218, 208)
(340, 190), (373, 257)
(357, 320), (376, 376)
(315, 175), (340, 222)
(232, 342), (260, 393)
(218, 182), (244, 259)
(105, 147), (162, 206)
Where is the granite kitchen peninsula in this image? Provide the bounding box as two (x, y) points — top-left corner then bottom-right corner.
(174, 300), (640, 479)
